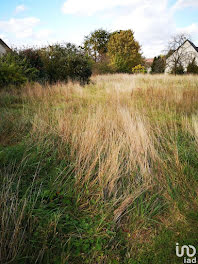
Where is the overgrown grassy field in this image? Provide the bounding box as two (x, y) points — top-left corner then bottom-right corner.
(1, 74), (198, 263)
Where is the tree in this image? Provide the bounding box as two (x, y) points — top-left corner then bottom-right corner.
(151, 56), (165, 73)
(165, 33), (191, 75)
(83, 29), (110, 62)
(187, 58), (198, 74)
(107, 30), (142, 73)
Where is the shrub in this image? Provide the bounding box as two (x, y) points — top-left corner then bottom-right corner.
(0, 44), (92, 88)
(132, 64), (146, 74)
(187, 58), (198, 74)
(92, 60), (113, 75)
(39, 43), (92, 84)
(18, 48), (48, 82)
(0, 60), (27, 88)
(0, 51), (39, 89)
(171, 64), (184, 75)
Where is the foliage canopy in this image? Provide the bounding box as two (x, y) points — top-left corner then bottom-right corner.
(107, 30), (142, 73)
(83, 29), (110, 62)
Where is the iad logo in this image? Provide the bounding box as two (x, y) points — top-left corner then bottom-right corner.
(176, 243), (197, 263)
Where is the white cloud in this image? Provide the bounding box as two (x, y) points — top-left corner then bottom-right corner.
(0, 34), (6, 39)
(0, 17), (40, 38)
(0, 33), (10, 44)
(110, 0), (176, 57)
(15, 5), (26, 13)
(0, 17), (54, 48)
(61, 0), (176, 57)
(35, 29), (52, 39)
(62, 0), (139, 15)
(177, 23), (198, 45)
(173, 0), (198, 9)
(1, 0), (197, 57)
(177, 23), (198, 35)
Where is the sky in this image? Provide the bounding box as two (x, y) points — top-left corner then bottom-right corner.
(0, 0), (198, 57)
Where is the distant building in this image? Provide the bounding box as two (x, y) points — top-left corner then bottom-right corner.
(165, 40), (198, 73)
(145, 58), (154, 73)
(0, 38), (11, 56)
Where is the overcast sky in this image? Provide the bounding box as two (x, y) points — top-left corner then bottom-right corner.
(0, 0), (198, 57)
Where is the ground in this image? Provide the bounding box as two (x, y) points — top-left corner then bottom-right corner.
(0, 74), (198, 264)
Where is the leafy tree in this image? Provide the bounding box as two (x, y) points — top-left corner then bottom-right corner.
(187, 58), (198, 74)
(83, 29), (110, 62)
(151, 56), (165, 73)
(107, 30), (142, 73)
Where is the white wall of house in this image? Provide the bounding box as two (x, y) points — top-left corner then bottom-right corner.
(147, 67), (152, 73)
(0, 43), (7, 56)
(165, 40), (198, 73)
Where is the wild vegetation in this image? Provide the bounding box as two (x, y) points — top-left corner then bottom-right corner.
(84, 29), (143, 74)
(1, 30), (198, 88)
(1, 74), (198, 263)
(151, 56), (166, 74)
(0, 43), (92, 88)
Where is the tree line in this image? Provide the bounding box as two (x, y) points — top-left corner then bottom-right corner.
(83, 30), (198, 75)
(0, 43), (92, 88)
(0, 29), (145, 88)
(1, 30), (198, 89)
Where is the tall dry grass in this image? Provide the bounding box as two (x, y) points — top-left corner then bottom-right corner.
(1, 73), (198, 263)
(24, 74), (198, 219)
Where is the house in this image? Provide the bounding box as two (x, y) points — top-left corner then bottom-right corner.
(165, 40), (198, 73)
(0, 38), (11, 56)
(145, 58), (153, 73)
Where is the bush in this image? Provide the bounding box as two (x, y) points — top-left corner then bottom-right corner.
(92, 60), (113, 75)
(187, 58), (198, 74)
(0, 60), (27, 88)
(39, 43), (92, 84)
(0, 43), (92, 88)
(132, 64), (146, 74)
(171, 64), (184, 75)
(0, 51), (39, 89)
(18, 48), (48, 82)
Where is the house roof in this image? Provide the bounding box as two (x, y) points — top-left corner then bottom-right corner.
(188, 40), (198, 52)
(145, 58), (153, 68)
(0, 39), (11, 51)
(166, 39), (198, 60)
(145, 58), (154, 64)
